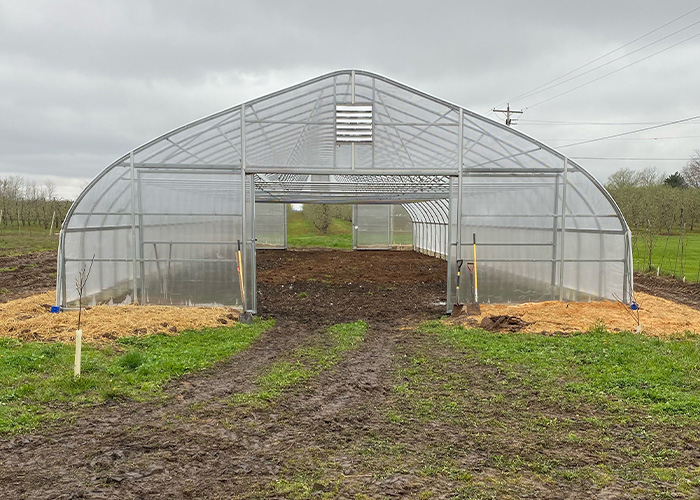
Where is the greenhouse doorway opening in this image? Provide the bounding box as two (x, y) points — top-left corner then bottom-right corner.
(253, 196), (450, 320)
(255, 203), (417, 251)
(252, 180), (452, 316)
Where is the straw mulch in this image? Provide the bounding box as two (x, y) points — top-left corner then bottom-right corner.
(451, 292), (700, 337)
(0, 291), (240, 344)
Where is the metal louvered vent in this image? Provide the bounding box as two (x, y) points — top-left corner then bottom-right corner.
(336, 103), (372, 143)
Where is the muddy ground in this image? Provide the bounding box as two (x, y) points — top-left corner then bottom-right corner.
(0, 252), (56, 303)
(634, 271), (700, 310)
(0, 250), (699, 498)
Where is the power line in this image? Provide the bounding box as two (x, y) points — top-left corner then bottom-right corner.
(495, 5), (700, 109)
(525, 29), (700, 109)
(571, 156), (690, 161)
(556, 114), (700, 149)
(545, 135), (700, 141)
(520, 119), (700, 126)
(513, 15), (700, 105)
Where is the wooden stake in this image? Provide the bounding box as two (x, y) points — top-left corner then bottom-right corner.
(49, 210), (56, 235)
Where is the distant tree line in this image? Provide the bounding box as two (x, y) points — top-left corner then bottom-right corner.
(606, 152), (700, 273)
(0, 176), (73, 230)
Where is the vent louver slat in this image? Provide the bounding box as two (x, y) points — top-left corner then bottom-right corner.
(336, 103), (372, 143)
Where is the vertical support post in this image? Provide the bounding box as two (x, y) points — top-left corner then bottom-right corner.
(455, 109), (464, 305)
(371, 76), (375, 169)
(550, 173), (560, 298)
(387, 205), (392, 248)
(130, 151), (138, 304)
(412, 221), (416, 252)
(57, 223), (67, 307)
(352, 204), (358, 249)
(137, 170), (145, 301)
(351, 70), (355, 172)
(558, 157), (569, 301)
(283, 203), (288, 249)
(248, 174), (257, 313)
(240, 104), (248, 311)
(446, 178), (455, 313)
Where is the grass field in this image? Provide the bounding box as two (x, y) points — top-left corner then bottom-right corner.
(0, 319), (273, 434)
(402, 323), (700, 494)
(424, 321), (700, 418)
(0, 223), (60, 257)
(632, 231), (700, 280)
(286, 210), (353, 249)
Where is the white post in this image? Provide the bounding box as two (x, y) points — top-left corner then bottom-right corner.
(74, 329), (82, 377)
(49, 210), (56, 235)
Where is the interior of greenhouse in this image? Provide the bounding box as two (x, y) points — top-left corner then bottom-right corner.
(57, 69), (633, 314)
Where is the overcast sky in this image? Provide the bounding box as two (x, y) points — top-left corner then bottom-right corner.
(1, 0), (699, 199)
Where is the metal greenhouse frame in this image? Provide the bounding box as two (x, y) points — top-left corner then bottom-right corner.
(57, 69), (633, 314)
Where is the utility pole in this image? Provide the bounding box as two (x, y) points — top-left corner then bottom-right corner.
(492, 103), (523, 126)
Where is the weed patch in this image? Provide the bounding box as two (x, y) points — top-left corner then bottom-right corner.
(422, 321), (700, 419)
(0, 319), (273, 433)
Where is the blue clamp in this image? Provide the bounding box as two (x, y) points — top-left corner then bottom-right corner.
(50, 306), (61, 313)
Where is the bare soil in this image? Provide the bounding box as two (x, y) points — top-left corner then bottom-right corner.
(634, 271), (700, 310)
(0, 251), (56, 303)
(0, 251), (698, 498)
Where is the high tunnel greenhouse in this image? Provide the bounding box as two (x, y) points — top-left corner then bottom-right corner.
(57, 70), (633, 314)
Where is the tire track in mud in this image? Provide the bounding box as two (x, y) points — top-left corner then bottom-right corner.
(0, 318), (321, 499)
(0, 250), (448, 499)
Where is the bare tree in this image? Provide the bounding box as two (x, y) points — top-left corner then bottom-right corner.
(43, 179), (57, 200)
(304, 204), (332, 234)
(637, 166), (661, 187)
(605, 168), (641, 190)
(75, 256), (95, 331)
(682, 150), (700, 188)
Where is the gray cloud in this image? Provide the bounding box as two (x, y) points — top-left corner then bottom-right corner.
(1, 0), (699, 198)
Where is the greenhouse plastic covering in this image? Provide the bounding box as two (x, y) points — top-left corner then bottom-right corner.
(58, 70), (632, 313)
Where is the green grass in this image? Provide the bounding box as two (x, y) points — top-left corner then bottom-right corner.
(286, 211), (352, 249)
(422, 321), (700, 418)
(0, 223), (60, 256)
(0, 319), (273, 434)
(231, 320), (368, 405)
(632, 231), (700, 280)
(362, 324), (700, 497)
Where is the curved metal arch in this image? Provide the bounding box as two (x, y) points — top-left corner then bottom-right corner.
(66, 69), (626, 228)
(59, 69), (631, 308)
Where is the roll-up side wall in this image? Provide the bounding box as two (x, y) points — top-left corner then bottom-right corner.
(59, 165), (248, 308)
